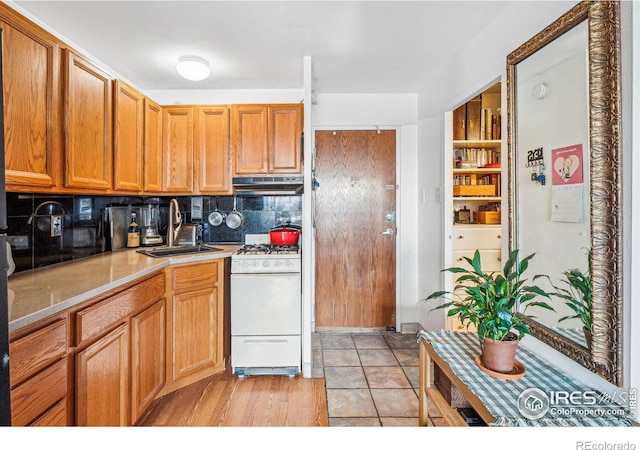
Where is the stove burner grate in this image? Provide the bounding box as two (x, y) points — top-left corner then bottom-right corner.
(237, 244), (299, 255)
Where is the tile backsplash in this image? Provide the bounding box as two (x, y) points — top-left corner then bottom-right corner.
(6, 193), (302, 274)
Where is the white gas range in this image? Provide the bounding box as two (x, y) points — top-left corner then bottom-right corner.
(230, 234), (301, 377)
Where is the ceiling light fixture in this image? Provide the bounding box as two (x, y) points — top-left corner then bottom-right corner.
(176, 55), (210, 81)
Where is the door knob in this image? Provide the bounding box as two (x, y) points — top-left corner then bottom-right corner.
(380, 228), (394, 235)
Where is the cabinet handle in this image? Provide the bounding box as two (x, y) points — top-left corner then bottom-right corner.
(497, 235), (502, 239)
(457, 235), (464, 239)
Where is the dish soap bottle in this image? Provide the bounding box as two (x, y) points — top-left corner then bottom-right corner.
(127, 212), (140, 248)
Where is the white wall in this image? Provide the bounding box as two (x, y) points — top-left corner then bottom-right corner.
(417, 0), (638, 395)
(416, 115), (446, 331)
(311, 93), (419, 331)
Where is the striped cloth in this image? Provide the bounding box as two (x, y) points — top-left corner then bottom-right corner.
(418, 330), (636, 427)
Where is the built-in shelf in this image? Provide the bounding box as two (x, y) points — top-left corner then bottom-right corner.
(452, 139), (501, 149)
(453, 168), (501, 174)
(453, 196), (501, 202)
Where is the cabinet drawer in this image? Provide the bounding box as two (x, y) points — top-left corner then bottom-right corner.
(453, 249), (502, 272)
(30, 399), (68, 426)
(11, 358), (67, 426)
(452, 226), (501, 250)
(76, 274), (165, 346)
(10, 319), (67, 387)
(170, 261), (218, 292)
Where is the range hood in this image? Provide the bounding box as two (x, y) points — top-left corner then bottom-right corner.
(232, 176), (304, 196)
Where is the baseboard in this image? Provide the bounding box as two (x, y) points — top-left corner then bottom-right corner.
(400, 322), (424, 335)
(314, 326), (387, 333)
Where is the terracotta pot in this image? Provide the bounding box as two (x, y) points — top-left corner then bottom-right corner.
(481, 335), (519, 373)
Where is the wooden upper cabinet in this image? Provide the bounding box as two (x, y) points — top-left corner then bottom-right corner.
(269, 104), (303, 174)
(232, 105), (268, 175)
(196, 106), (231, 194)
(63, 50), (113, 191)
(232, 104), (303, 176)
(113, 81), (144, 192)
(1, 12), (60, 189)
(162, 106), (194, 193)
(143, 98), (163, 193)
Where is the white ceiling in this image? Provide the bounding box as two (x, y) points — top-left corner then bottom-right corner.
(11, 1), (510, 94)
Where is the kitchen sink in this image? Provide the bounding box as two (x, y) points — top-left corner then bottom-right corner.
(137, 245), (224, 258)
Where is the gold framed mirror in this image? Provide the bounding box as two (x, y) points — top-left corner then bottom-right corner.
(507, 1), (622, 386)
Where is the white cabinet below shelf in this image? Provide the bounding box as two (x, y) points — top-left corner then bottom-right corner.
(452, 225), (502, 250)
(453, 249), (502, 271)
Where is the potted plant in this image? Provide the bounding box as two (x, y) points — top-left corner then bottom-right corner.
(547, 250), (592, 350)
(423, 249), (554, 375)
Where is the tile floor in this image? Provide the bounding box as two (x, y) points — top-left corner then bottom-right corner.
(311, 331), (422, 427)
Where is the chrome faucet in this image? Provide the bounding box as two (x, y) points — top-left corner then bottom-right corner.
(167, 199), (182, 247)
(27, 200), (66, 225)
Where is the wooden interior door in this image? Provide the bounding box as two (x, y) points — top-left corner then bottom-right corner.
(314, 130), (396, 328)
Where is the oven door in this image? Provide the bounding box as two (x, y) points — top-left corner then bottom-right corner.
(231, 273), (301, 336)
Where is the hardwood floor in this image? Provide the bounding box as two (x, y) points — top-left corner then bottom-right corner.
(136, 368), (329, 426)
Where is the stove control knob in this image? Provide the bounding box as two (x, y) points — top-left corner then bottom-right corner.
(262, 260), (269, 267)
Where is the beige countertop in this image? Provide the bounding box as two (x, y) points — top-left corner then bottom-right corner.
(7, 245), (241, 333)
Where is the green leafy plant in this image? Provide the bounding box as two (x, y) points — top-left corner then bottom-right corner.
(548, 250), (592, 332)
(422, 249), (555, 342)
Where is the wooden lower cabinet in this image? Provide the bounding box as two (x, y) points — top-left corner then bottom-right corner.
(162, 260), (226, 394)
(76, 323), (130, 426)
(9, 315), (69, 426)
(11, 358), (68, 426)
(10, 259), (228, 426)
(30, 399), (68, 426)
(130, 298), (166, 423)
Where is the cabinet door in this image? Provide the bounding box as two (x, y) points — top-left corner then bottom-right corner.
(113, 80), (143, 192)
(130, 299), (166, 423)
(268, 104), (302, 174)
(76, 324), (130, 426)
(169, 287), (219, 382)
(143, 98), (163, 192)
(1, 17), (60, 189)
(63, 50), (113, 190)
(232, 105), (268, 175)
(196, 106), (231, 194)
(163, 106), (194, 193)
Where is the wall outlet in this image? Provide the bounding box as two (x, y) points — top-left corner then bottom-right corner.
(51, 215), (62, 237)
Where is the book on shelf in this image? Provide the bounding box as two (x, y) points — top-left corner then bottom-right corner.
(465, 96), (482, 140)
(453, 147), (500, 167)
(480, 108), (502, 140)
